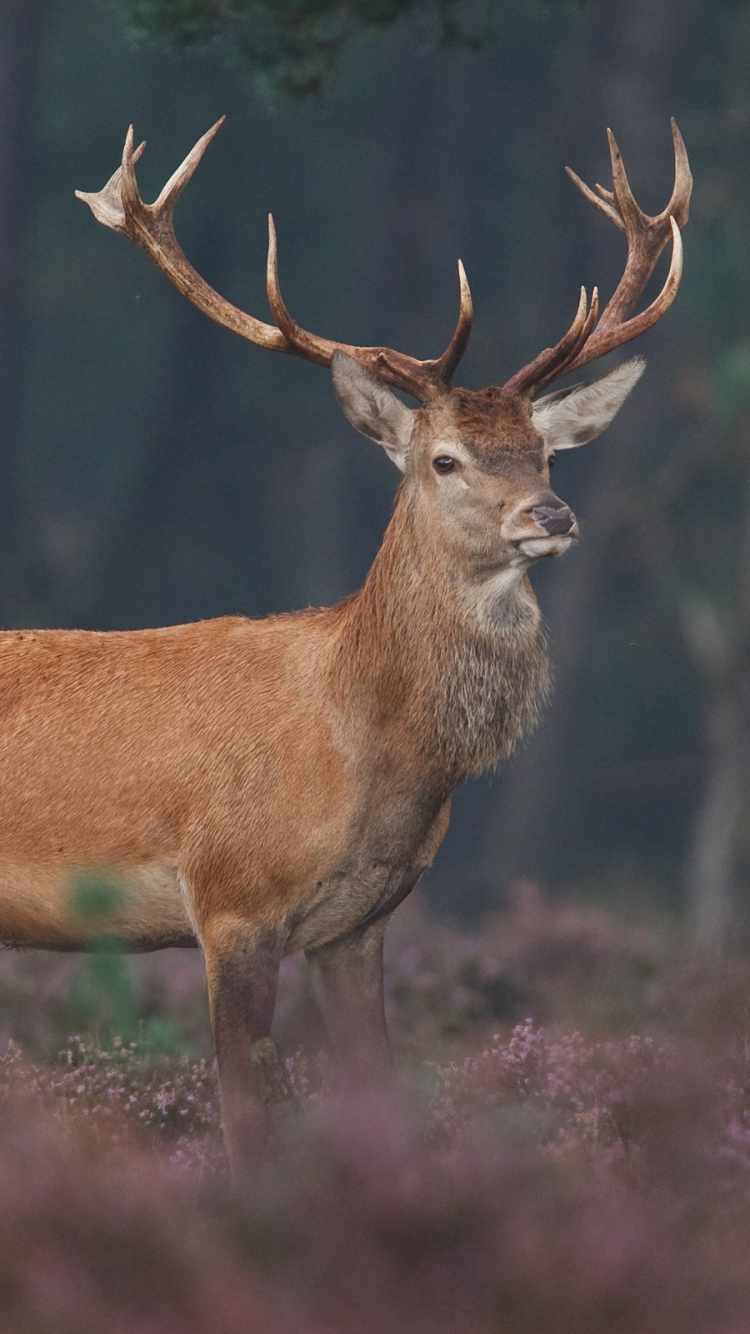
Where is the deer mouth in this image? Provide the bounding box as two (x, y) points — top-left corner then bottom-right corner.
(516, 532), (575, 560)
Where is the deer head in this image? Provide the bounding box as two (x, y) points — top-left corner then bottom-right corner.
(330, 353), (647, 592)
(76, 121), (691, 591)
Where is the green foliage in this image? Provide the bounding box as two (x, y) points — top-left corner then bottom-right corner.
(62, 873), (185, 1051)
(63, 950), (187, 1053)
(68, 868), (128, 928)
(65, 950), (139, 1044)
(113, 0), (585, 96)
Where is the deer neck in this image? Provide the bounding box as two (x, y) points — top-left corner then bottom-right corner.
(332, 493), (550, 782)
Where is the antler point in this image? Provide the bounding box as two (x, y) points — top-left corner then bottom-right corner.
(458, 259), (472, 316)
(203, 116), (226, 145)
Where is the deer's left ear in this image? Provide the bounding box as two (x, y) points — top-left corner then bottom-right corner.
(532, 357), (645, 451)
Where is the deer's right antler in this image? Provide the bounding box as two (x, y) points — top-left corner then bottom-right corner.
(76, 120), (472, 403)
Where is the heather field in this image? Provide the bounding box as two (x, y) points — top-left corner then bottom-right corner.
(0, 891), (748, 1331)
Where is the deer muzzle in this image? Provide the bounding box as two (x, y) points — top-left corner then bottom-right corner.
(530, 505), (576, 537)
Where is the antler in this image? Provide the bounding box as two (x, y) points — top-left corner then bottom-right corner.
(76, 119), (473, 402)
(504, 120), (692, 397)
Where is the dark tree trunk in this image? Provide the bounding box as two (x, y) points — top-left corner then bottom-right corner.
(686, 670), (750, 951)
(684, 409), (750, 951)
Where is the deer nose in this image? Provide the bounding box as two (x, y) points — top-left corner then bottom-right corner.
(530, 504), (576, 536)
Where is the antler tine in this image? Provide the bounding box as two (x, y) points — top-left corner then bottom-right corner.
(664, 117), (693, 228)
(533, 286), (600, 394)
(266, 213), (329, 366)
(505, 122), (691, 397)
(606, 128), (645, 234)
(433, 260), (474, 387)
(153, 117), (225, 213)
(503, 285), (590, 396)
(266, 214), (290, 340)
(569, 216), (683, 372)
(77, 123), (287, 351)
(75, 127), (146, 234)
(565, 166), (624, 232)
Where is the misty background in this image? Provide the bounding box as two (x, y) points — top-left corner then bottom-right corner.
(1, 0), (749, 948)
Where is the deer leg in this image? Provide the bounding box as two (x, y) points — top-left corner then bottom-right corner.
(306, 914), (393, 1089)
(201, 917), (287, 1179)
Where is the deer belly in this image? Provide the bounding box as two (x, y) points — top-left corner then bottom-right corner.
(0, 859), (197, 951)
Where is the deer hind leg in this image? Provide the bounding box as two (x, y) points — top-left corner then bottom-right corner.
(306, 914), (393, 1089)
(200, 915), (288, 1179)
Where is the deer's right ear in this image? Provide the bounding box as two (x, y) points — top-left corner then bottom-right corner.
(332, 351), (416, 472)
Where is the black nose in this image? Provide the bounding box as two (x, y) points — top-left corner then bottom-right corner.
(530, 505), (575, 536)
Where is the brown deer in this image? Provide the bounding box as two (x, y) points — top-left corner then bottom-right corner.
(0, 122), (690, 1176)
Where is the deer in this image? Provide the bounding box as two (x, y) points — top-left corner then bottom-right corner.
(0, 120), (690, 1177)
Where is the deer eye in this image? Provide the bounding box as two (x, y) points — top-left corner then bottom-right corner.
(433, 456), (457, 475)
(548, 454), (557, 470)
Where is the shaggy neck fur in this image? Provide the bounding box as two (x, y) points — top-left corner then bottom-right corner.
(331, 491), (550, 784)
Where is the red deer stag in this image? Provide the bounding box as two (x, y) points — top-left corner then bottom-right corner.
(0, 122), (690, 1177)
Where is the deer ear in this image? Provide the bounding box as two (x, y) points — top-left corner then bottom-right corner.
(332, 351), (416, 472)
(532, 357), (646, 451)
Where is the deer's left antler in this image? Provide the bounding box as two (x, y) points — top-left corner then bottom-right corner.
(504, 119), (692, 397)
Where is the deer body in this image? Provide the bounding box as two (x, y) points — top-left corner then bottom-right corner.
(0, 121), (692, 1175)
(0, 395), (551, 957)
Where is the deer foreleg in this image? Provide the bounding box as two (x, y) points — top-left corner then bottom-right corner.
(306, 915), (393, 1088)
(201, 917), (287, 1179)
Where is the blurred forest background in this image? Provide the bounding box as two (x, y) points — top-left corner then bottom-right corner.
(1, 0), (749, 951)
